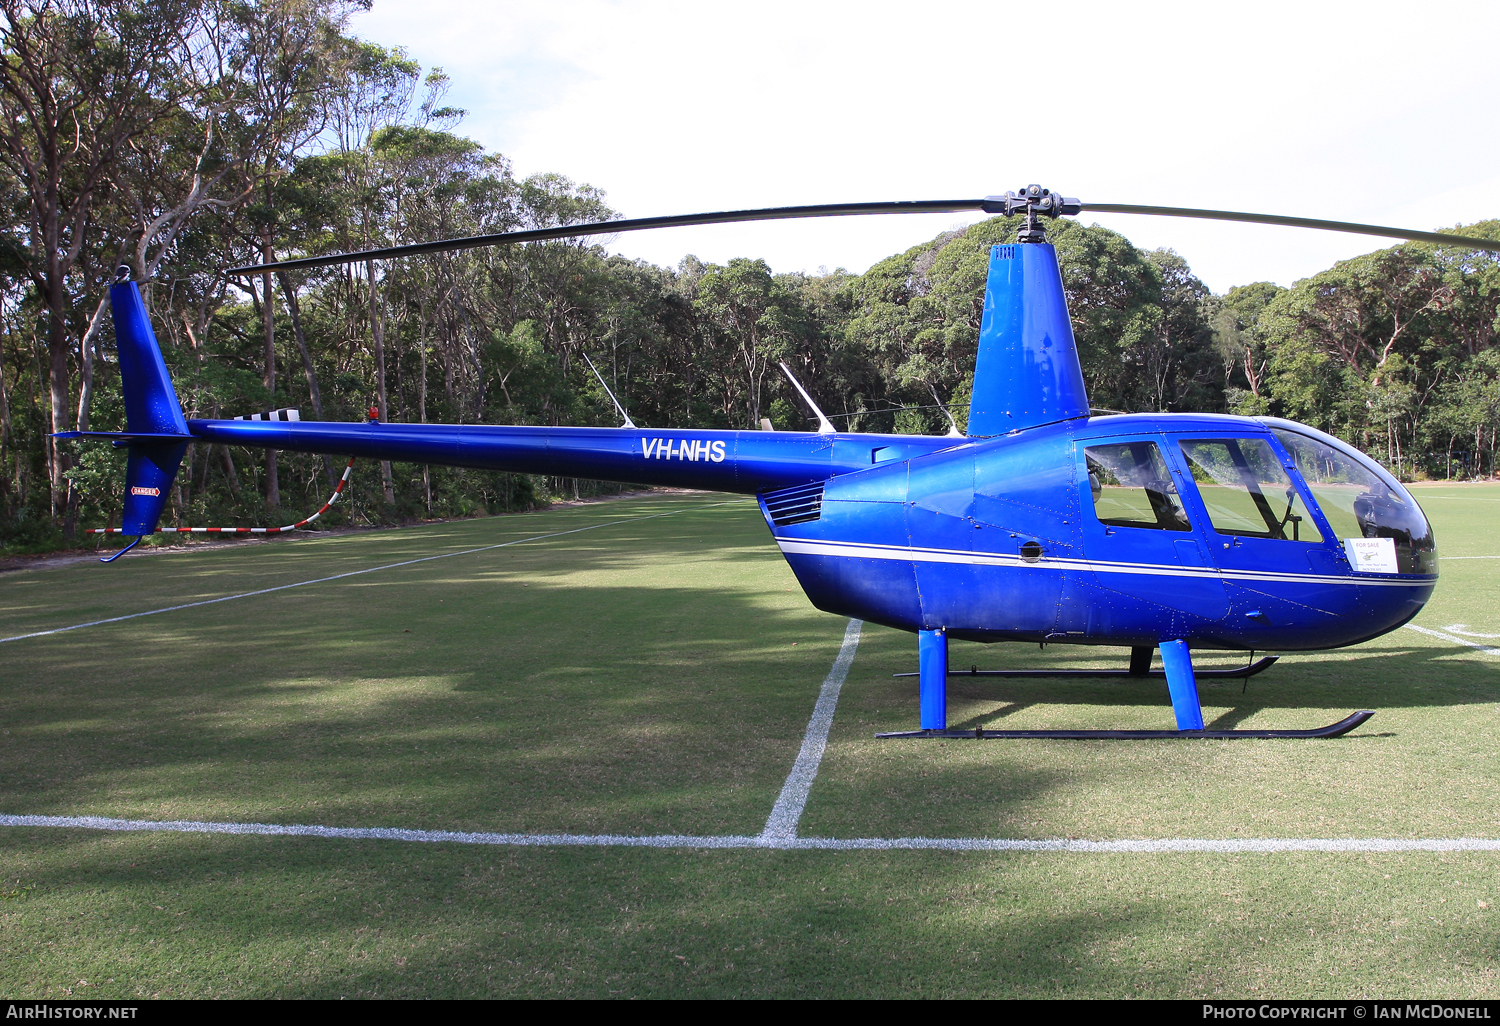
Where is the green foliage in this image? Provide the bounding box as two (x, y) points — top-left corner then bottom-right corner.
(841, 216), (1215, 428)
(2, 8), (1498, 553)
(1246, 231), (1500, 475)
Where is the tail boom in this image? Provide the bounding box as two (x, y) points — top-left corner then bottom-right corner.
(184, 419), (962, 495)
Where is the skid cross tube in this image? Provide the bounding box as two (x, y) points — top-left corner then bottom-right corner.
(892, 656), (1281, 681)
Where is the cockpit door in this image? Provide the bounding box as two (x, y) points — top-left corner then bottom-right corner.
(1172, 434), (1348, 624)
(1076, 436), (1229, 625)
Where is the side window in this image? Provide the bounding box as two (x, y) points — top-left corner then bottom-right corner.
(1084, 441), (1191, 532)
(1178, 438), (1324, 542)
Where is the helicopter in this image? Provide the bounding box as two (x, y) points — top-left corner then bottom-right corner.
(60, 186), (1492, 740)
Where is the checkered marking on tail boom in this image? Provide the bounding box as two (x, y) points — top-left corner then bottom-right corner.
(233, 408), (300, 421)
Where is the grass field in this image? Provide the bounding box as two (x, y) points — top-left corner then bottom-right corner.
(2, 485), (1499, 998)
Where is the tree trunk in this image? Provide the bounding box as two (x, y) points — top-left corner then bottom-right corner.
(220, 445), (242, 499)
(47, 292), (73, 536)
(0, 298), (10, 463)
(181, 443), (193, 510)
(262, 233), (279, 508)
(278, 270), (334, 487)
(74, 290), (111, 434)
(367, 259), (394, 505)
(419, 301), (430, 512)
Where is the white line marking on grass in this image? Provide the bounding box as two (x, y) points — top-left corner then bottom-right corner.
(0, 814), (768, 849)
(1441, 555), (1500, 559)
(1442, 624), (1500, 638)
(7, 814), (1500, 853)
(0, 501), (734, 646)
(761, 618), (863, 842)
(781, 837), (1500, 852)
(1404, 624), (1500, 655)
(34, 502), (1500, 856)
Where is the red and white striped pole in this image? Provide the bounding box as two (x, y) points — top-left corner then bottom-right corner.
(91, 457), (356, 536)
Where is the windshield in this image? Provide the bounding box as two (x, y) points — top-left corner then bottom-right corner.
(1269, 427), (1436, 575)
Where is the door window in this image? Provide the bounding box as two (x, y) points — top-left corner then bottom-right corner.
(1084, 441), (1191, 532)
(1177, 438), (1323, 542)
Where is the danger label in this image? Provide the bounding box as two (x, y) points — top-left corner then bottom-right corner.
(130, 486), (161, 497)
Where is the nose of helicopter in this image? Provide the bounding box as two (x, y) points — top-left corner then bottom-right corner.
(1353, 576), (1437, 644)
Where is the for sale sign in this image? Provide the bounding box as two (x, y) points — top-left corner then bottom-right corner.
(1344, 537), (1398, 574)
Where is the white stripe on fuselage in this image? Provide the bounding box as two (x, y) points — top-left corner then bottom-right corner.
(771, 537), (1433, 588)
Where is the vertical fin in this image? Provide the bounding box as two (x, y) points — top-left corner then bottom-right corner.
(111, 272), (189, 536)
(965, 243), (1090, 437)
(119, 442), (188, 535)
(114, 276), (189, 437)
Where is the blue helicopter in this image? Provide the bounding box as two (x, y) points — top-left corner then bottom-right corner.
(64, 186), (1494, 740)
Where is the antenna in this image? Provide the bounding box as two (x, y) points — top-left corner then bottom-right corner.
(929, 384), (964, 437)
(582, 353), (636, 429)
(779, 362), (836, 435)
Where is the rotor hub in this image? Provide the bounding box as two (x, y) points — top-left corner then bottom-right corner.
(981, 185), (1082, 242)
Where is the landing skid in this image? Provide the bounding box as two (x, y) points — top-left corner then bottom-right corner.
(875, 710), (1374, 741)
(892, 656), (1280, 681)
(895, 635), (1366, 739)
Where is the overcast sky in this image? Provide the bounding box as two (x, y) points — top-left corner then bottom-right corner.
(347, 0), (1500, 294)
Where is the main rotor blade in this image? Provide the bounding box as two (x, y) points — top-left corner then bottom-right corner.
(227, 195), (1500, 275)
(1082, 203), (1500, 253)
(225, 199), (989, 275)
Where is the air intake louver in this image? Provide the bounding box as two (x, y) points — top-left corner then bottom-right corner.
(763, 481), (825, 527)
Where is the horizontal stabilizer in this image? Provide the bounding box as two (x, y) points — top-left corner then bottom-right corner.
(53, 431), (193, 443)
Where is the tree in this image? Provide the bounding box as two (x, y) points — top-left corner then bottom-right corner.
(1213, 281), (1283, 415)
(0, 0), (205, 526)
(693, 258), (799, 428)
(1263, 245), (1453, 465)
(1137, 248), (1216, 413)
(843, 216), (1175, 431)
